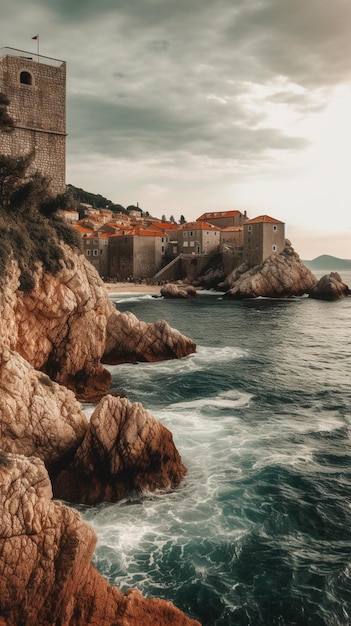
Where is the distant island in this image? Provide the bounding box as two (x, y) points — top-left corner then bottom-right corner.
(303, 255), (351, 271)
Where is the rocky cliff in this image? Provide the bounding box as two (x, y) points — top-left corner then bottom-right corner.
(0, 240), (199, 623)
(220, 241), (317, 298)
(0, 452), (200, 626)
(4, 247), (195, 400)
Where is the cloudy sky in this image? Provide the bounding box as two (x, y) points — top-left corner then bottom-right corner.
(2, 0), (351, 258)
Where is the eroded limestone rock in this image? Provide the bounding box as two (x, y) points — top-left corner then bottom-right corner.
(104, 311), (196, 364)
(309, 272), (350, 301)
(0, 350), (87, 473)
(53, 395), (187, 504)
(0, 453), (200, 626)
(160, 283), (198, 298)
(221, 241), (317, 299)
(0, 249), (196, 400)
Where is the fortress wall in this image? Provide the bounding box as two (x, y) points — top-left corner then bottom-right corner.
(0, 52), (66, 195)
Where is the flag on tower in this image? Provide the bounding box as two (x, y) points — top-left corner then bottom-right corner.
(32, 35), (38, 40)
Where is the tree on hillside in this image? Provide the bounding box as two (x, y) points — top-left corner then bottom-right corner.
(179, 215), (186, 224)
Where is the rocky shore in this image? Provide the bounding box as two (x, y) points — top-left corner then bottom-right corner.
(0, 248), (199, 625)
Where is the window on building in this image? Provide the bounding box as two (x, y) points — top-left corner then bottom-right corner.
(272, 245), (277, 252)
(190, 241), (195, 247)
(20, 71), (32, 85)
(86, 250), (91, 256)
(190, 231), (193, 237)
(184, 232), (188, 237)
(183, 241), (188, 247)
(273, 225), (278, 231)
(248, 225), (252, 232)
(93, 250), (99, 256)
(93, 238), (99, 244)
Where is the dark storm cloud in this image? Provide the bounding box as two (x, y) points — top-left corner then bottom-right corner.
(3, 0), (351, 167)
(67, 89), (307, 163)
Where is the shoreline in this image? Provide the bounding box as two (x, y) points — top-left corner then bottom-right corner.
(103, 281), (162, 295)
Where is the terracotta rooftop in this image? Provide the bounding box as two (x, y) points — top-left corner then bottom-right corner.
(180, 221), (220, 231)
(112, 225), (165, 237)
(197, 210), (244, 220)
(74, 225), (94, 235)
(244, 215), (284, 225)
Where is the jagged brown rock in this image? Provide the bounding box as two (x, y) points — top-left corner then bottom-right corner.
(221, 241), (317, 298)
(0, 349), (87, 474)
(0, 452), (201, 626)
(53, 395), (187, 504)
(160, 283), (198, 298)
(0, 248), (195, 400)
(103, 312), (196, 364)
(309, 272), (350, 301)
(0, 244), (199, 624)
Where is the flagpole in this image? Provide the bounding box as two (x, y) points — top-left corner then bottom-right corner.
(32, 34), (39, 62)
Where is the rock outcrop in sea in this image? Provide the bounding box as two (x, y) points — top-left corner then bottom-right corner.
(160, 283), (198, 298)
(53, 394), (187, 504)
(220, 240), (317, 298)
(0, 242), (199, 624)
(309, 272), (350, 301)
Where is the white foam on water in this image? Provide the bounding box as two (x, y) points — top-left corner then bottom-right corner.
(195, 344), (247, 363)
(167, 389), (252, 412)
(110, 293), (155, 304)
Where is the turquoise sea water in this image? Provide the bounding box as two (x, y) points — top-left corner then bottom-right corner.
(81, 277), (351, 625)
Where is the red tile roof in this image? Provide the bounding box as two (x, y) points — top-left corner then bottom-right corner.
(112, 225), (165, 237)
(244, 215), (284, 225)
(74, 225), (94, 235)
(197, 210), (244, 221)
(180, 221), (221, 231)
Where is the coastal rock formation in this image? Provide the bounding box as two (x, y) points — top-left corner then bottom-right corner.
(0, 353), (187, 503)
(104, 311), (196, 364)
(221, 241), (317, 299)
(160, 283), (198, 298)
(1, 248), (195, 400)
(53, 395), (187, 504)
(0, 349), (87, 473)
(309, 272), (350, 301)
(0, 236), (198, 623)
(0, 452), (200, 626)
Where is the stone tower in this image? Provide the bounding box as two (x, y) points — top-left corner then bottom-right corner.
(0, 47), (66, 196)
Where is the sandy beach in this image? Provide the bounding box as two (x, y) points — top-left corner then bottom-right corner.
(103, 282), (162, 295)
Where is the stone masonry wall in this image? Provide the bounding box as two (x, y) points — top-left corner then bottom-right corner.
(0, 51), (66, 196)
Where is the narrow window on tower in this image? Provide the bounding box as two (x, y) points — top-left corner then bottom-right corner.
(20, 71), (32, 85)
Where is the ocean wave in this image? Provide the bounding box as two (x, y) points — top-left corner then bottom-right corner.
(167, 389), (252, 411)
(110, 293), (155, 304)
